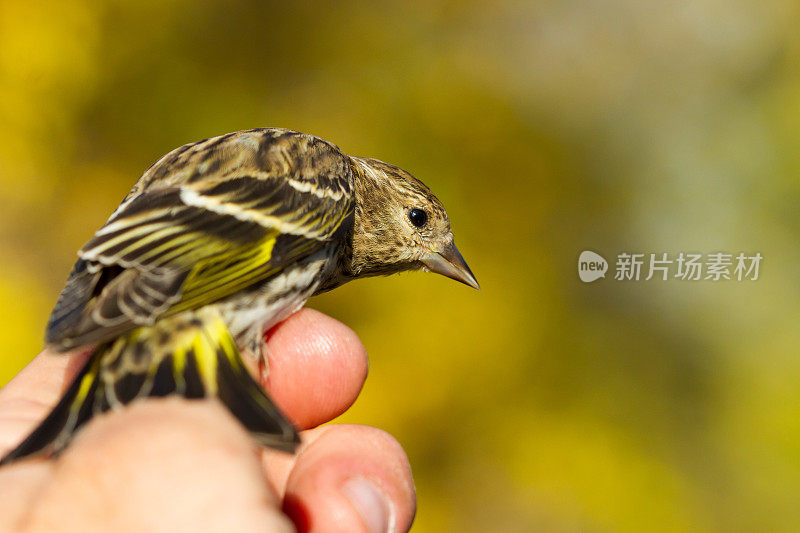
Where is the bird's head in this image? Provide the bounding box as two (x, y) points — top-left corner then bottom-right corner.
(347, 156), (479, 289)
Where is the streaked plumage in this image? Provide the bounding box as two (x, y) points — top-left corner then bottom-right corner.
(1, 128), (478, 465)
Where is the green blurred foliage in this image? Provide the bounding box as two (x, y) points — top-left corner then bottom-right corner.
(1, 1), (799, 530)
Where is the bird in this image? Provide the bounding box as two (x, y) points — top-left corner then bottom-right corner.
(0, 128), (478, 465)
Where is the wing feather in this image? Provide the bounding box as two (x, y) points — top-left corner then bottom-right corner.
(47, 129), (354, 350)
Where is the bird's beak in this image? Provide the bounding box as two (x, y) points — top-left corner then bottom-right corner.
(421, 241), (480, 290)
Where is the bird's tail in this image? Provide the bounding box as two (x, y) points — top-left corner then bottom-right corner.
(0, 307), (299, 465)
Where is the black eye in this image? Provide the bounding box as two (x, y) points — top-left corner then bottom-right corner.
(408, 208), (428, 228)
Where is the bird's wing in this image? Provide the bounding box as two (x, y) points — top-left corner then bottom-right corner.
(46, 129), (353, 350)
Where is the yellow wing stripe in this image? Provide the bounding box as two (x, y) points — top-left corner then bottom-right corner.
(73, 357), (102, 412)
(167, 234), (279, 315)
(179, 238), (276, 300)
(135, 232), (206, 263)
(147, 236), (225, 267)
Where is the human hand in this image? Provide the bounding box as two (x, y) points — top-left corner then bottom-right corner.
(0, 309), (415, 532)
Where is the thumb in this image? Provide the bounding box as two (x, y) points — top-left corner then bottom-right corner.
(0, 398), (292, 532)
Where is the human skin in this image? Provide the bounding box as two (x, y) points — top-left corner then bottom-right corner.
(0, 308), (415, 532)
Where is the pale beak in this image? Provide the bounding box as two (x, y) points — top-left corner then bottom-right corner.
(421, 241), (480, 290)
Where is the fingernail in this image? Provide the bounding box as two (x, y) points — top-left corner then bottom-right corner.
(341, 477), (392, 533)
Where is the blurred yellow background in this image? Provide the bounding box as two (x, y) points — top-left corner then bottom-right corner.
(2, 1), (800, 530)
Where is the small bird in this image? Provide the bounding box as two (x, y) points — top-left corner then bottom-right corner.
(1, 128), (478, 465)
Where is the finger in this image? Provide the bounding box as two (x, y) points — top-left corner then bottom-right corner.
(265, 425), (416, 533)
(0, 348), (91, 454)
(17, 398), (293, 532)
(0, 348), (91, 407)
(263, 308), (369, 430)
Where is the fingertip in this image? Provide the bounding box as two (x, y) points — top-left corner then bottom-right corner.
(282, 425), (416, 533)
(265, 309), (369, 429)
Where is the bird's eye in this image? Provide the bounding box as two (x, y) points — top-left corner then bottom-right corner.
(408, 208), (428, 228)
